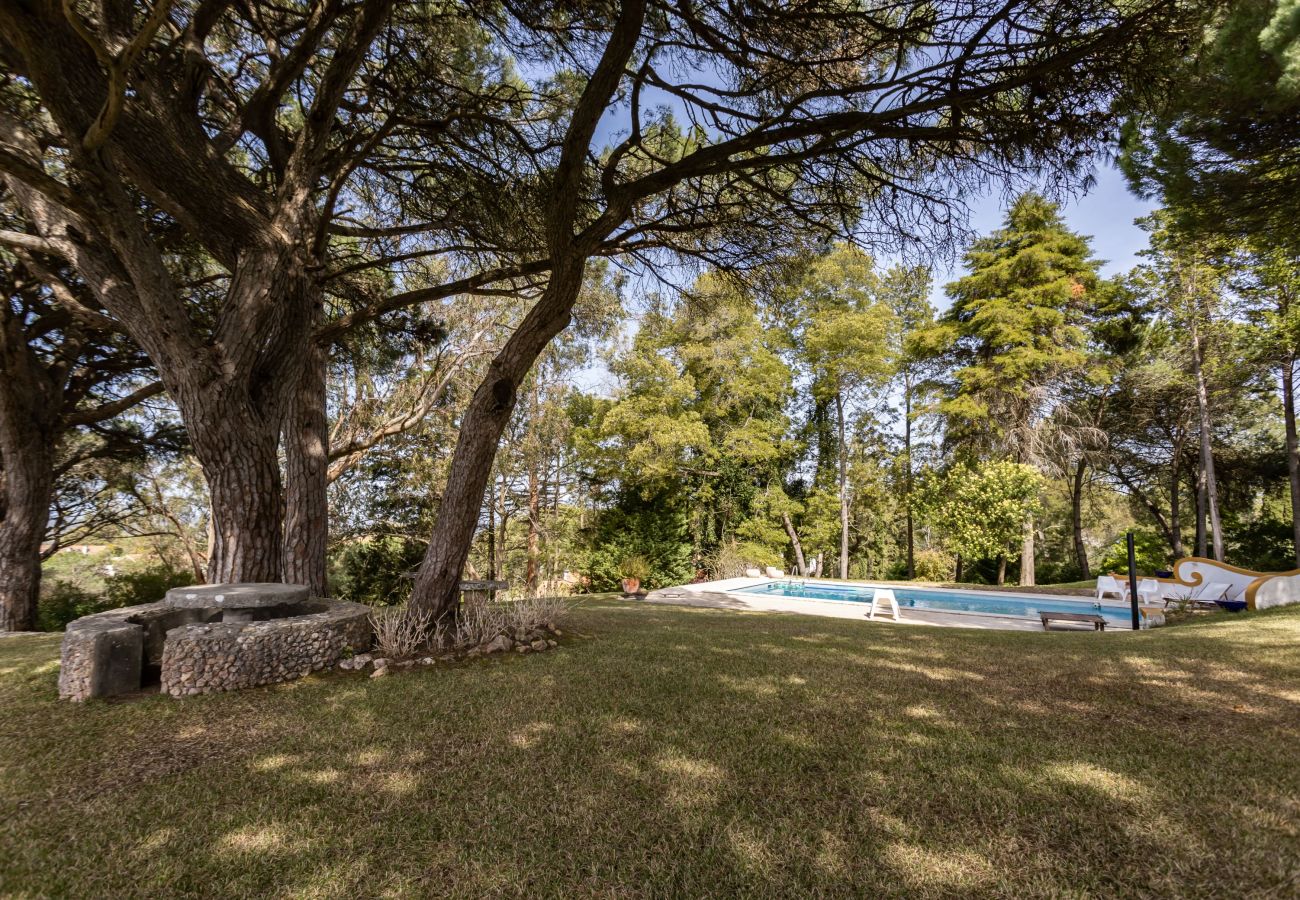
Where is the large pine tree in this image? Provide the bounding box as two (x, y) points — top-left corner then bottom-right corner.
(916, 193), (1101, 584)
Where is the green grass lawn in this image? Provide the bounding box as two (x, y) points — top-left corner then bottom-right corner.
(3, 601), (1298, 897)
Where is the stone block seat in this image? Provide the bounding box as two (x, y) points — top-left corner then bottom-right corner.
(59, 583), (372, 701)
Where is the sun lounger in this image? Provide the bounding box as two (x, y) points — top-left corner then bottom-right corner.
(868, 589), (901, 622)
(1137, 578), (1163, 605)
(1095, 575), (1127, 602)
(1191, 581), (1232, 608)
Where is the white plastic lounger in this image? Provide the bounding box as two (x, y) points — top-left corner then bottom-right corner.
(1137, 578), (1163, 605)
(1192, 582), (1232, 606)
(1095, 575), (1128, 602)
(868, 588), (901, 622)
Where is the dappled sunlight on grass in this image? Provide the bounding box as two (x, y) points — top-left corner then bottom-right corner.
(1, 602), (1297, 896)
(883, 842), (996, 891)
(1039, 761), (1150, 803)
(251, 753), (299, 772)
(725, 823), (776, 876)
(508, 721), (555, 749)
(219, 823), (299, 855)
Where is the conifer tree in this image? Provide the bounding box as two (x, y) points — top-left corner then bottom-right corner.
(915, 193), (1101, 584)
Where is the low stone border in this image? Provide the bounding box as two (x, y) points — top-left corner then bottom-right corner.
(59, 597), (372, 701)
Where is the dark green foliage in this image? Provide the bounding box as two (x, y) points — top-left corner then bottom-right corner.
(36, 564), (195, 632)
(583, 493), (695, 592)
(330, 537), (427, 606)
(103, 565), (196, 608)
(1096, 530), (1172, 575)
(1226, 501), (1296, 573)
(36, 582), (104, 633)
(915, 193), (1100, 457)
(1120, 0), (1300, 252)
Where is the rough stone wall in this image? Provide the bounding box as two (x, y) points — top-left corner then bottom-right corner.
(160, 601), (371, 697)
(58, 602), (166, 702)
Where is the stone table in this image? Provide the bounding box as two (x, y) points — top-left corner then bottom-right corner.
(165, 583), (309, 624)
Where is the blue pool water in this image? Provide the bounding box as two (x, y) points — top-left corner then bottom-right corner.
(739, 580), (1130, 626)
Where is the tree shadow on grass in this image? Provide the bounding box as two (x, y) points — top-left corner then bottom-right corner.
(1, 604), (1297, 897)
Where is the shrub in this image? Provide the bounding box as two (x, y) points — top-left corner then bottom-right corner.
(618, 554), (651, 581)
(37, 580), (106, 632)
(104, 565), (195, 607)
(703, 541), (778, 580)
(1096, 530), (1170, 575)
(454, 595), (570, 649)
(911, 548), (955, 582)
(37, 564), (196, 632)
(582, 492), (694, 592)
(370, 604), (437, 659)
(331, 535), (425, 605)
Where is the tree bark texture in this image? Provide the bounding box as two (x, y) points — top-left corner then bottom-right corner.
(1020, 516), (1036, 586)
(0, 413), (55, 632)
(0, 306), (60, 631)
(1189, 318), (1224, 560)
(282, 339), (329, 595)
(836, 392), (850, 580)
(782, 513), (807, 576)
(1283, 358), (1300, 567)
(1071, 458), (1090, 580)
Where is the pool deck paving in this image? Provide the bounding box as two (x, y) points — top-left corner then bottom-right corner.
(644, 577), (1134, 633)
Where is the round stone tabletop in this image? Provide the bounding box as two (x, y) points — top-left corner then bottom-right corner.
(165, 583), (310, 610)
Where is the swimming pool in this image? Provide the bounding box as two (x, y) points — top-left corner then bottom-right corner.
(738, 580), (1132, 627)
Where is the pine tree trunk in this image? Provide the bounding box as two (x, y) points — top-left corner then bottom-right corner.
(1169, 445), (1184, 558)
(1189, 318), (1224, 560)
(486, 479), (497, 583)
(904, 381), (915, 579)
(1195, 467), (1208, 558)
(781, 513), (807, 576)
(410, 259), (585, 620)
(955, 554), (963, 582)
(835, 392), (849, 580)
(525, 465), (540, 595)
(1071, 459), (1090, 580)
(182, 377), (289, 585)
(996, 554), (1006, 586)
(282, 341), (329, 595)
(1283, 357), (1300, 568)
(1020, 516), (1036, 586)
(525, 381), (542, 595)
(0, 318), (59, 631)
(0, 432), (54, 632)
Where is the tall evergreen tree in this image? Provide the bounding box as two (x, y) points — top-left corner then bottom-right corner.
(914, 193), (1101, 584)
(882, 265), (935, 578)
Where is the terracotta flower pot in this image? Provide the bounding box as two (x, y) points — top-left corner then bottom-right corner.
(621, 577), (642, 595)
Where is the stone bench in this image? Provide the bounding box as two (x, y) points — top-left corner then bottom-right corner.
(59, 585), (372, 701)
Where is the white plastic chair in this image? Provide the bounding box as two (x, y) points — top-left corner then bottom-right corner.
(1095, 575), (1127, 602)
(868, 588), (901, 621)
(1137, 578), (1163, 605)
(764, 566), (785, 579)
